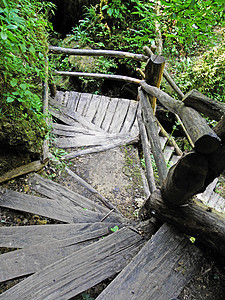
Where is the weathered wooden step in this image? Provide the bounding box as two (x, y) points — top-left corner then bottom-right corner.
(0, 222), (122, 248)
(96, 223), (203, 300)
(0, 227), (143, 300)
(29, 174), (110, 214)
(0, 224), (115, 282)
(0, 188), (121, 224)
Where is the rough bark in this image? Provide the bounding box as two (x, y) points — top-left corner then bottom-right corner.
(161, 151), (208, 206)
(148, 189), (225, 258)
(139, 88), (168, 184)
(145, 55), (165, 113)
(183, 89), (225, 121)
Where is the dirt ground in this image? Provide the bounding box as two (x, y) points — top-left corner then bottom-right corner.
(1, 144), (225, 299)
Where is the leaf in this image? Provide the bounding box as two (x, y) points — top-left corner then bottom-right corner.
(10, 78), (18, 87)
(110, 225), (119, 232)
(20, 83), (27, 90)
(1, 31), (8, 40)
(19, 43), (26, 52)
(6, 96), (15, 103)
(107, 8), (114, 16)
(29, 44), (35, 54)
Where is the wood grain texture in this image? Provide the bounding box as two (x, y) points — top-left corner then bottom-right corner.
(0, 188), (119, 224)
(0, 160), (46, 184)
(0, 228), (143, 300)
(96, 223), (203, 300)
(0, 222), (122, 248)
(28, 173), (110, 214)
(108, 99), (130, 133)
(183, 89), (225, 121)
(0, 226), (114, 282)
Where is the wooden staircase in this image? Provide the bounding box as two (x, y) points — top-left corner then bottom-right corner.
(0, 91), (224, 299)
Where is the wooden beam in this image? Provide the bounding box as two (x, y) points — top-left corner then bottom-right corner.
(0, 160), (46, 184)
(140, 80), (221, 154)
(96, 223), (203, 300)
(143, 46), (184, 99)
(53, 71), (141, 85)
(49, 45), (149, 62)
(183, 89), (225, 121)
(148, 189), (225, 258)
(139, 88), (168, 184)
(145, 55), (165, 114)
(0, 228), (143, 300)
(137, 106), (156, 194)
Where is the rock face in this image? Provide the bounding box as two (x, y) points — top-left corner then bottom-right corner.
(50, 0), (99, 35)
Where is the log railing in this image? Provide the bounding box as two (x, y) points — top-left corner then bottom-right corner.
(49, 45), (225, 257)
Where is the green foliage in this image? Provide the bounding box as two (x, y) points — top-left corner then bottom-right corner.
(0, 0), (54, 111)
(168, 43), (225, 101)
(160, 0), (225, 54)
(110, 225), (119, 232)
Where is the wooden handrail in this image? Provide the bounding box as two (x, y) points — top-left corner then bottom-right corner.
(49, 46), (149, 62)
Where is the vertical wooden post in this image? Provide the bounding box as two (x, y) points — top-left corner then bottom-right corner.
(42, 57), (49, 163)
(144, 54), (165, 114)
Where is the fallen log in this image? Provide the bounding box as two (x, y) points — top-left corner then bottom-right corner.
(140, 80), (221, 154)
(183, 89), (225, 121)
(161, 151), (208, 206)
(148, 189), (225, 258)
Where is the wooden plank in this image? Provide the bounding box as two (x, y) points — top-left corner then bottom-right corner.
(49, 98), (104, 132)
(55, 132), (136, 148)
(76, 93), (93, 116)
(159, 136), (167, 150)
(52, 123), (99, 136)
(93, 95), (110, 127)
(63, 135), (139, 159)
(0, 226), (115, 282)
(101, 97), (119, 132)
(0, 160), (46, 184)
(85, 94), (102, 122)
(66, 91), (80, 110)
(108, 99), (130, 133)
(0, 188), (119, 224)
(120, 100), (138, 133)
(28, 173), (119, 217)
(197, 178), (218, 203)
(96, 223), (203, 300)
(82, 93), (94, 116)
(49, 106), (77, 126)
(0, 223), (122, 248)
(54, 91), (64, 105)
(0, 228), (143, 300)
(163, 145), (174, 164)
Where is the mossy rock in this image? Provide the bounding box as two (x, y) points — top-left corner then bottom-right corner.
(0, 101), (47, 155)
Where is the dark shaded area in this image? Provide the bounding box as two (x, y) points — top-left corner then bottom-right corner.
(49, 0), (99, 36)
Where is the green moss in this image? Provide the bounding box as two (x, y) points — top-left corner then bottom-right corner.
(0, 101), (47, 155)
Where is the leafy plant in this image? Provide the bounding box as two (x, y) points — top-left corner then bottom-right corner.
(110, 225), (119, 232)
